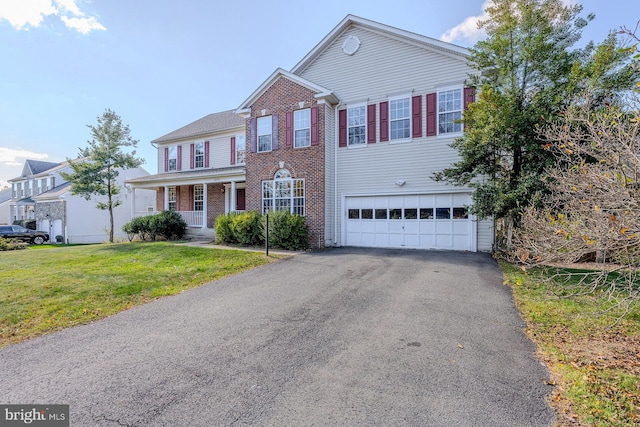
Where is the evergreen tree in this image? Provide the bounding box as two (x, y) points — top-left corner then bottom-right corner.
(435, 0), (639, 247)
(61, 109), (143, 243)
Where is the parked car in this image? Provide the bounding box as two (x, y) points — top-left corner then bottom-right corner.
(0, 225), (49, 244)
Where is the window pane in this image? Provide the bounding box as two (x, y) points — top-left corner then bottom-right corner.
(348, 209), (360, 219)
(375, 209), (388, 219)
(420, 208), (433, 219)
(258, 116), (272, 152)
(453, 207), (468, 219)
(436, 208), (451, 219)
(361, 209), (373, 219)
(295, 129), (310, 148)
(389, 209), (402, 219)
(390, 98), (410, 140)
(405, 208), (417, 219)
(348, 106), (366, 146)
(438, 89), (462, 134)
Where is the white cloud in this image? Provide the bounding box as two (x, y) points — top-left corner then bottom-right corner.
(441, 1), (491, 44)
(0, 0), (105, 33)
(441, 0), (578, 45)
(61, 15), (105, 34)
(0, 147), (50, 163)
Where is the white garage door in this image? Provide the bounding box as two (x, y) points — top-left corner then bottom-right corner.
(345, 194), (474, 250)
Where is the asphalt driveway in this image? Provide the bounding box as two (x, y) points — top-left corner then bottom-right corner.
(0, 248), (554, 426)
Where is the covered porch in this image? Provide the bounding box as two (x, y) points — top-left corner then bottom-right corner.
(125, 167), (246, 230)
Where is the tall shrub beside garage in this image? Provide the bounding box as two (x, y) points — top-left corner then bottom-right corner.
(264, 211), (309, 250)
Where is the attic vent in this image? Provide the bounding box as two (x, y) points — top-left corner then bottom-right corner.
(342, 35), (360, 56)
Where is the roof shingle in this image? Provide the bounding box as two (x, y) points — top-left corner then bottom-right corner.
(152, 110), (245, 144)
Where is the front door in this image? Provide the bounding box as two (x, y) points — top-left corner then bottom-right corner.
(236, 188), (246, 211)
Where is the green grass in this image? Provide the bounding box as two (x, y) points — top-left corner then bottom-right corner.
(502, 261), (640, 426)
(0, 242), (275, 348)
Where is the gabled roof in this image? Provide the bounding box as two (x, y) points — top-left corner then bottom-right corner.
(290, 14), (469, 75)
(152, 110), (245, 144)
(0, 188), (11, 204)
(236, 68), (339, 114)
(20, 160), (60, 178)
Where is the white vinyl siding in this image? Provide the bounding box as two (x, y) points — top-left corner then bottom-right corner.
(299, 27), (469, 108)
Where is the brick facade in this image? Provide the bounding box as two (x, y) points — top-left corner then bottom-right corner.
(245, 77), (326, 248)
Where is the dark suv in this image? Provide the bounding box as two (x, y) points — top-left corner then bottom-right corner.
(0, 225), (49, 244)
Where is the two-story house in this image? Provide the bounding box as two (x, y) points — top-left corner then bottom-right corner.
(128, 15), (494, 251)
(8, 159), (155, 243)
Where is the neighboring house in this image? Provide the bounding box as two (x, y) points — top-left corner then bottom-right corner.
(128, 15), (494, 251)
(8, 159), (155, 243)
(0, 188), (12, 224)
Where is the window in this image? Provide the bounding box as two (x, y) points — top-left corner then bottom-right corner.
(168, 186), (177, 210)
(348, 104), (366, 146)
(194, 142), (204, 168)
(168, 146), (177, 171)
(236, 135), (246, 164)
(436, 208), (451, 219)
(390, 96), (410, 140)
(294, 109), (311, 148)
(194, 185), (203, 211)
(257, 116), (272, 152)
(262, 169), (305, 215)
(438, 88), (462, 134)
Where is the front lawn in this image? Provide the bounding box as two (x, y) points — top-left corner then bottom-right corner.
(0, 242), (275, 348)
(502, 262), (640, 426)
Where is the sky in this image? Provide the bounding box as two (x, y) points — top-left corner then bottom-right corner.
(0, 0), (636, 188)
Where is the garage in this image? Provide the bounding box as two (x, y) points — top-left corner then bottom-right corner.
(344, 193), (475, 251)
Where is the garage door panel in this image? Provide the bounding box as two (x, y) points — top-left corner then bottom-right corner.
(345, 194), (473, 251)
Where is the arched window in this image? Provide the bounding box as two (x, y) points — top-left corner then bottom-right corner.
(262, 169), (305, 215)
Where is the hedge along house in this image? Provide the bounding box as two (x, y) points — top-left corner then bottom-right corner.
(126, 110), (247, 238)
(129, 15), (494, 250)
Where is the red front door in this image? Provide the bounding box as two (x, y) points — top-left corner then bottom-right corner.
(236, 188), (246, 211)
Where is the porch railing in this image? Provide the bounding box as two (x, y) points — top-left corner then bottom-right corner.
(133, 210), (204, 227)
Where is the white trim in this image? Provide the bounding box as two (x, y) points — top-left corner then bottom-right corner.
(436, 85), (464, 138)
(346, 102), (367, 148)
(388, 93), (413, 144)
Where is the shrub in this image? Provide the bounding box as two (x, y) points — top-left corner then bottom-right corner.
(0, 237), (28, 251)
(231, 211), (263, 246)
(264, 211), (309, 250)
(154, 210), (187, 240)
(122, 211), (187, 242)
(215, 213), (237, 244)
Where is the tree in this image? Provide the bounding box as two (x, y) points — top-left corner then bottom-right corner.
(61, 109), (144, 243)
(513, 24), (640, 316)
(434, 0), (638, 249)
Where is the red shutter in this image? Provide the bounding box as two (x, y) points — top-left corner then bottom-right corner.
(311, 106), (319, 146)
(379, 101), (389, 142)
(177, 146), (182, 171)
(204, 140), (210, 168)
(412, 95), (422, 138)
(338, 109), (347, 147)
(272, 115), (279, 150)
(464, 87), (475, 110)
(230, 137), (236, 165)
(285, 111), (293, 148)
(164, 147), (168, 172)
(426, 93), (437, 136)
(367, 104), (376, 144)
(190, 144), (194, 169)
(250, 118), (257, 153)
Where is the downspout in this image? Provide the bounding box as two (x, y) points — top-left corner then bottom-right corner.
(334, 104), (342, 246)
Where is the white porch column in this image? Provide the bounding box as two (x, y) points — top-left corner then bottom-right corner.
(164, 186), (169, 210)
(202, 183), (208, 229)
(230, 181), (237, 213)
